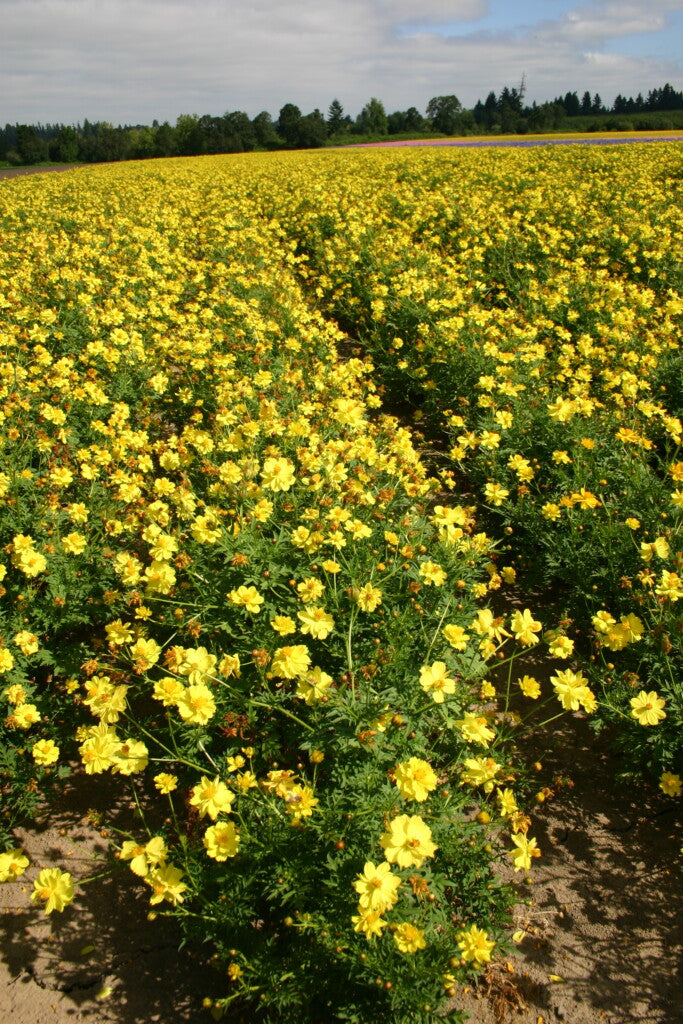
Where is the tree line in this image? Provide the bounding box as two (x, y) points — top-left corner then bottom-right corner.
(2, 82), (682, 166)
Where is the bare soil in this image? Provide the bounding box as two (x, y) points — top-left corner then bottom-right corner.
(0, 164), (82, 180)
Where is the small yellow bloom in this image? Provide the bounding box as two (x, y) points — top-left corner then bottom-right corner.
(393, 922), (426, 953)
(458, 924), (495, 964)
(31, 868), (74, 914)
(32, 739), (60, 765)
(630, 690), (666, 726)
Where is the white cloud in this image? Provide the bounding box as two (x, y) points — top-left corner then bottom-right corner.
(0, 0), (680, 125)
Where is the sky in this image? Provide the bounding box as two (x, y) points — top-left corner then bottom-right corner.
(2, 0), (682, 126)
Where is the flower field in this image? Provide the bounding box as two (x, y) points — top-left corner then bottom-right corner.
(0, 145), (681, 1023)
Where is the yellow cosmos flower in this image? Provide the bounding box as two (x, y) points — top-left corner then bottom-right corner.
(351, 908), (388, 940)
(13, 630), (39, 656)
(204, 821), (240, 861)
(394, 922), (426, 953)
(269, 645), (311, 679)
(145, 863), (187, 906)
(659, 772), (682, 797)
(630, 690), (666, 726)
(31, 739), (60, 766)
(0, 848), (30, 882)
(270, 615), (296, 636)
(355, 583), (383, 612)
(551, 669), (593, 711)
(0, 648), (16, 674)
(120, 836), (167, 877)
(228, 585), (264, 613)
(295, 666), (333, 704)
(456, 713), (495, 747)
(442, 624), (469, 651)
(353, 861), (401, 913)
(189, 776), (235, 819)
(419, 661), (455, 703)
(418, 561), (447, 586)
(517, 675), (541, 699)
(154, 772), (178, 794)
(510, 608), (542, 646)
(379, 814), (437, 868)
(297, 606), (335, 639)
(260, 456), (296, 491)
(509, 833), (540, 872)
(394, 757), (438, 802)
(62, 531), (87, 555)
(31, 868), (74, 914)
(457, 924), (495, 964)
(11, 703), (41, 729)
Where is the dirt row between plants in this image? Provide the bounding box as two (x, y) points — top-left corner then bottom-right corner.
(0, 164), (82, 180)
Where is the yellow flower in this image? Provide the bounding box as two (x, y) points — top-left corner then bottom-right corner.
(120, 836), (167, 876)
(189, 776), (235, 819)
(419, 661), (455, 703)
(154, 772), (178, 794)
(297, 606), (335, 639)
(484, 482), (509, 506)
(418, 561), (447, 586)
(31, 868), (74, 914)
(11, 703), (41, 729)
(457, 924), (495, 964)
(0, 848), (29, 882)
(218, 653), (241, 678)
(145, 863), (187, 905)
(270, 615), (296, 636)
(284, 784), (319, 822)
(442, 624), (469, 651)
(105, 619), (134, 646)
(509, 833), (540, 872)
(379, 814), (437, 868)
(295, 666), (333, 704)
(153, 676), (185, 706)
(456, 713), (495, 747)
(62, 531), (87, 555)
(176, 683), (217, 725)
(394, 757), (438, 802)
(659, 772), (682, 797)
(551, 669), (591, 711)
(129, 637), (161, 670)
(547, 633), (574, 658)
(0, 648), (15, 674)
(510, 608), (542, 646)
(297, 577), (325, 603)
(177, 646), (216, 685)
(630, 690), (666, 726)
(269, 644), (311, 679)
(31, 739), (60, 765)
(261, 456), (296, 491)
(13, 630), (39, 656)
(656, 570), (683, 602)
(79, 722), (120, 774)
(517, 675), (541, 699)
(393, 922), (426, 953)
(353, 861), (401, 913)
(113, 738), (149, 775)
(355, 583), (382, 612)
(497, 787), (518, 817)
(204, 821), (240, 861)
(228, 585), (264, 613)
(351, 908), (388, 940)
